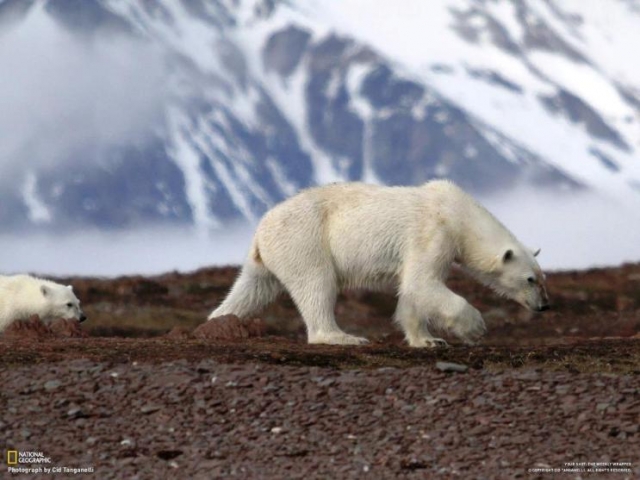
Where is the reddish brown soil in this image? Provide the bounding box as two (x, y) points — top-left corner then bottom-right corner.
(2, 264), (640, 478)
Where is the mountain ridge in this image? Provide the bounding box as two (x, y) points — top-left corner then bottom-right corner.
(1, 0), (639, 233)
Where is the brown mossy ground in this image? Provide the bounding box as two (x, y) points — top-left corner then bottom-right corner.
(2, 263), (640, 373)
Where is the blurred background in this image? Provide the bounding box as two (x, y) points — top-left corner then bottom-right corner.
(1, 0), (640, 276)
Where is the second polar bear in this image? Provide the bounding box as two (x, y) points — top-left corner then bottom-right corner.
(0, 275), (87, 332)
(209, 180), (550, 347)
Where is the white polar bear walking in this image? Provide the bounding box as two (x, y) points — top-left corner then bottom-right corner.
(209, 180), (549, 347)
(0, 275), (87, 332)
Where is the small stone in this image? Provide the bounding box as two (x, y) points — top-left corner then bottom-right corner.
(121, 438), (135, 448)
(67, 407), (84, 419)
(44, 380), (61, 390)
(271, 427), (283, 434)
(436, 362), (468, 373)
(140, 404), (162, 414)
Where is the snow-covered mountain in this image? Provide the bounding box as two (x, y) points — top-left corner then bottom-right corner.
(1, 0), (640, 235)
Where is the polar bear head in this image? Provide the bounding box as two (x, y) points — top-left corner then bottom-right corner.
(40, 283), (87, 323)
(485, 247), (550, 312)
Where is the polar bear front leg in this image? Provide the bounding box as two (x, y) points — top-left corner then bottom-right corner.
(447, 300), (487, 345)
(427, 285), (487, 344)
(394, 296), (448, 348)
(400, 282), (487, 346)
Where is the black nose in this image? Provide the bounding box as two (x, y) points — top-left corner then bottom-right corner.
(79, 314), (87, 323)
(538, 304), (550, 312)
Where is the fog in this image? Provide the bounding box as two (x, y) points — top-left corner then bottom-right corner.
(0, 226), (253, 277)
(0, 5), (167, 183)
(484, 188), (640, 271)
(0, 188), (638, 277)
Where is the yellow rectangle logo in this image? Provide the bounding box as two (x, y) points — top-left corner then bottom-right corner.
(7, 450), (18, 465)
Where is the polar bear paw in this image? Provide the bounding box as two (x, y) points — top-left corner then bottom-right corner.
(309, 331), (369, 345)
(408, 336), (449, 348)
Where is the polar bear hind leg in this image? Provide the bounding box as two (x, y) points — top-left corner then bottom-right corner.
(208, 259), (283, 320)
(281, 267), (368, 345)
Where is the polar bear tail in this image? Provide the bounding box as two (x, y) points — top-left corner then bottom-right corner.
(207, 243), (282, 320)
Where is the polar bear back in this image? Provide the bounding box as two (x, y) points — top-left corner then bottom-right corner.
(254, 180), (515, 289)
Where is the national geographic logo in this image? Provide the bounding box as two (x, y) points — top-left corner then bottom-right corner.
(5, 449), (95, 475)
(5, 450), (52, 465)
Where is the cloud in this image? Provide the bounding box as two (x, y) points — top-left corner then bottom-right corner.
(483, 188), (640, 271)
(0, 225), (254, 277)
(0, 4), (168, 183)
(2, 187), (639, 277)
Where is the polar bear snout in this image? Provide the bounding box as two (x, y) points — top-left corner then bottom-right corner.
(79, 312), (87, 323)
(521, 299), (550, 313)
(534, 279), (550, 312)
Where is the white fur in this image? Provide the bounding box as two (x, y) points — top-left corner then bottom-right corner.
(209, 180), (549, 347)
(0, 275), (86, 331)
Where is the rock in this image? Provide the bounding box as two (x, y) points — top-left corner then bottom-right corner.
(436, 362), (469, 373)
(3, 316), (53, 340)
(50, 318), (88, 338)
(193, 315), (267, 340)
(44, 380), (62, 390)
(165, 326), (193, 339)
(157, 450), (183, 460)
(3, 316), (87, 339)
(120, 438), (136, 448)
(67, 407), (84, 419)
(140, 404), (162, 414)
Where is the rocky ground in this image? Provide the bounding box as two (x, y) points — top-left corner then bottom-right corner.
(1, 264), (640, 479)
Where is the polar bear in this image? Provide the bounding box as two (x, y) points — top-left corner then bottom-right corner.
(0, 275), (87, 332)
(208, 180), (549, 347)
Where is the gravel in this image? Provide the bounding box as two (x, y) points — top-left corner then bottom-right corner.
(2, 358), (639, 479)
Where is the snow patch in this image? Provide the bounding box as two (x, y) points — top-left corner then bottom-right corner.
(486, 0), (524, 44)
(528, 51), (632, 121)
(265, 156), (298, 197)
(167, 109), (221, 232)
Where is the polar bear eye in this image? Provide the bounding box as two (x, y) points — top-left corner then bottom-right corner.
(66, 302), (73, 308)
(527, 277), (535, 284)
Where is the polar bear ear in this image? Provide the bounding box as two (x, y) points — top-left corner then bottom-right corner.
(533, 248), (541, 257)
(66, 285), (73, 290)
(40, 285), (49, 297)
(502, 249), (514, 263)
